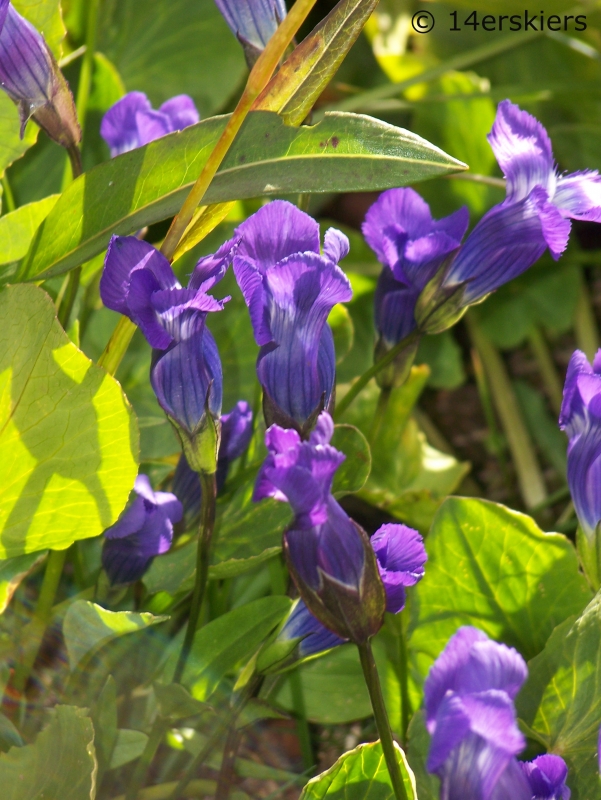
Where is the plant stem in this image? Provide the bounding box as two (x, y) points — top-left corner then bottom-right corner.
(97, 316), (137, 375)
(2, 174), (15, 213)
(467, 314), (547, 510)
(125, 718), (168, 800)
(574, 273), (600, 361)
(357, 641), (408, 800)
(57, 266), (81, 330)
(214, 725), (243, 800)
(369, 387), (391, 444)
(172, 471), (217, 684)
(12, 549), (67, 695)
(335, 330), (420, 420)
(160, 0), (319, 261)
(528, 326), (563, 415)
(397, 623), (410, 746)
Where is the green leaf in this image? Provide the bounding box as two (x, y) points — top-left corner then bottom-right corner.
(0, 705), (96, 799)
(175, 596), (292, 700)
(63, 600), (167, 670)
(14, 0), (65, 56)
(0, 284), (139, 557)
(516, 592), (601, 799)
(410, 498), (592, 686)
(0, 552), (45, 614)
(256, 0), (379, 126)
(0, 196), (59, 283)
(108, 729), (149, 770)
(97, 0), (246, 118)
(153, 682), (212, 721)
(329, 303), (355, 365)
(331, 424), (371, 495)
(406, 711), (439, 800)
(300, 740), (417, 800)
(0, 712), (23, 752)
(90, 676), (118, 777)
(19, 110), (466, 282)
(416, 331), (466, 391)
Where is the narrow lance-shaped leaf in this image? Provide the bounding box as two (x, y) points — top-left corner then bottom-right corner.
(254, 0), (379, 126)
(18, 110), (466, 282)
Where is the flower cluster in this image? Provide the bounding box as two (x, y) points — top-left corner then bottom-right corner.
(254, 411), (426, 644)
(101, 91), (199, 157)
(424, 627), (570, 800)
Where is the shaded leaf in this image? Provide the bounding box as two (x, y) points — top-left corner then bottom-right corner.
(63, 600), (167, 670)
(329, 303), (355, 365)
(0, 552), (46, 614)
(331, 424), (371, 495)
(153, 682), (212, 721)
(0, 196), (59, 284)
(0, 705), (96, 800)
(517, 592), (601, 799)
(19, 110), (466, 282)
(410, 498), (592, 686)
(0, 284), (139, 557)
(90, 675), (118, 777)
(0, 712), (23, 752)
(108, 729), (148, 770)
(406, 710), (439, 800)
(300, 740), (417, 800)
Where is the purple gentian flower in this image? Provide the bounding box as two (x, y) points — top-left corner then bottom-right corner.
(425, 626), (532, 800)
(102, 475), (183, 585)
(100, 91), (199, 157)
(362, 188), (468, 345)
(417, 101), (601, 333)
(273, 523), (426, 663)
(173, 400), (253, 526)
(100, 235), (236, 470)
(234, 201), (352, 433)
(0, 1), (80, 148)
(559, 349), (601, 541)
(214, 0), (287, 65)
(254, 411), (386, 643)
(520, 755), (570, 800)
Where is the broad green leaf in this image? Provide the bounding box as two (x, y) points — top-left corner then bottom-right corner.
(300, 740), (417, 800)
(0, 552), (45, 613)
(144, 489), (290, 593)
(410, 498), (592, 686)
(332, 424), (371, 495)
(256, 0), (379, 126)
(0, 705), (96, 800)
(63, 600), (167, 670)
(175, 596), (292, 700)
(516, 592), (601, 799)
(15, 0), (65, 56)
(97, 0), (246, 118)
(108, 729), (149, 770)
(0, 196), (59, 283)
(19, 110), (466, 282)
(0, 712), (23, 752)
(0, 284), (139, 557)
(91, 676), (118, 777)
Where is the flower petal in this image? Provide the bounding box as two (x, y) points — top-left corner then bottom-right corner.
(158, 94), (199, 130)
(323, 227), (350, 263)
(554, 169), (601, 223)
(279, 599), (346, 657)
(100, 92), (151, 156)
(135, 109), (172, 146)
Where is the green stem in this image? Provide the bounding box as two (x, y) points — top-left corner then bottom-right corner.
(574, 273), (600, 361)
(57, 266), (81, 330)
(172, 471), (216, 684)
(397, 624), (410, 746)
(214, 725), (243, 800)
(125, 718), (168, 800)
(159, 0), (319, 261)
(97, 316), (137, 376)
(357, 641), (407, 800)
(528, 326), (563, 415)
(2, 174), (15, 213)
(335, 330), (420, 420)
(467, 314), (547, 510)
(289, 668), (314, 774)
(12, 549), (67, 695)
(369, 387), (391, 445)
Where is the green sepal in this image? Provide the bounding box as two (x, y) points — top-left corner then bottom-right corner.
(374, 335), (420, 391)
(170, 411), (220, 475)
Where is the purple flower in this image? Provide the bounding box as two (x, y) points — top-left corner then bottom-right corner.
(100, 91), (199, 157)
(425, 626), (532, 800)
(417, 101), (601, 333)
(102, 475), (182, 585)
(214, 0), (287, 65)
(254, 412), (385, 643)
(0, 1), (80, 149)
(100, 235), (236, 470)
(234, 201), (352, 432)
(269, 523), (426, 665)
(559, 349), (601, 541)
(520, 755), (570, 800)
(173, 400), (253, 526)
(362, 188), (468, 345)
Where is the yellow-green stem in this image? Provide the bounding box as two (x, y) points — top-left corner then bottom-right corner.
(159, 0), (320, 261)
(97, 316), (137, 376)
(528, 326), (563, 415)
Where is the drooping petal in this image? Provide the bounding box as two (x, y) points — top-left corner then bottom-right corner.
(127, 268), (174, 350)
(234, 200), (320, 274)
(370, 523), (426, 613)
(104, 494), (148, 540)
(102, 534), (155, 585)
(363, 189), (435, 264)
(100, 92), (151, 156)
(323, 227), (350, 264)
(487, 99), (555, 203)
(553, 169), (601, 222)
(189, 236), (238, 292)
(520, 754), (571, 800)
(457, 639), (528, 700)
(158, 94), (199, 130)
(279, 599), (346, 657)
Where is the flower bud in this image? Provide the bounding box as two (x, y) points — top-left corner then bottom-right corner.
(214, 0), (287, 67)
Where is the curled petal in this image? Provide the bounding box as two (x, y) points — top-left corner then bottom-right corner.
(136, 109), (173, 146)
(371, 523), (427, 613)
(323, 227), (350, 263)
(554, 169), (601, 222)
(100, 92), (152, 156)
(158, 94), (199, 130)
